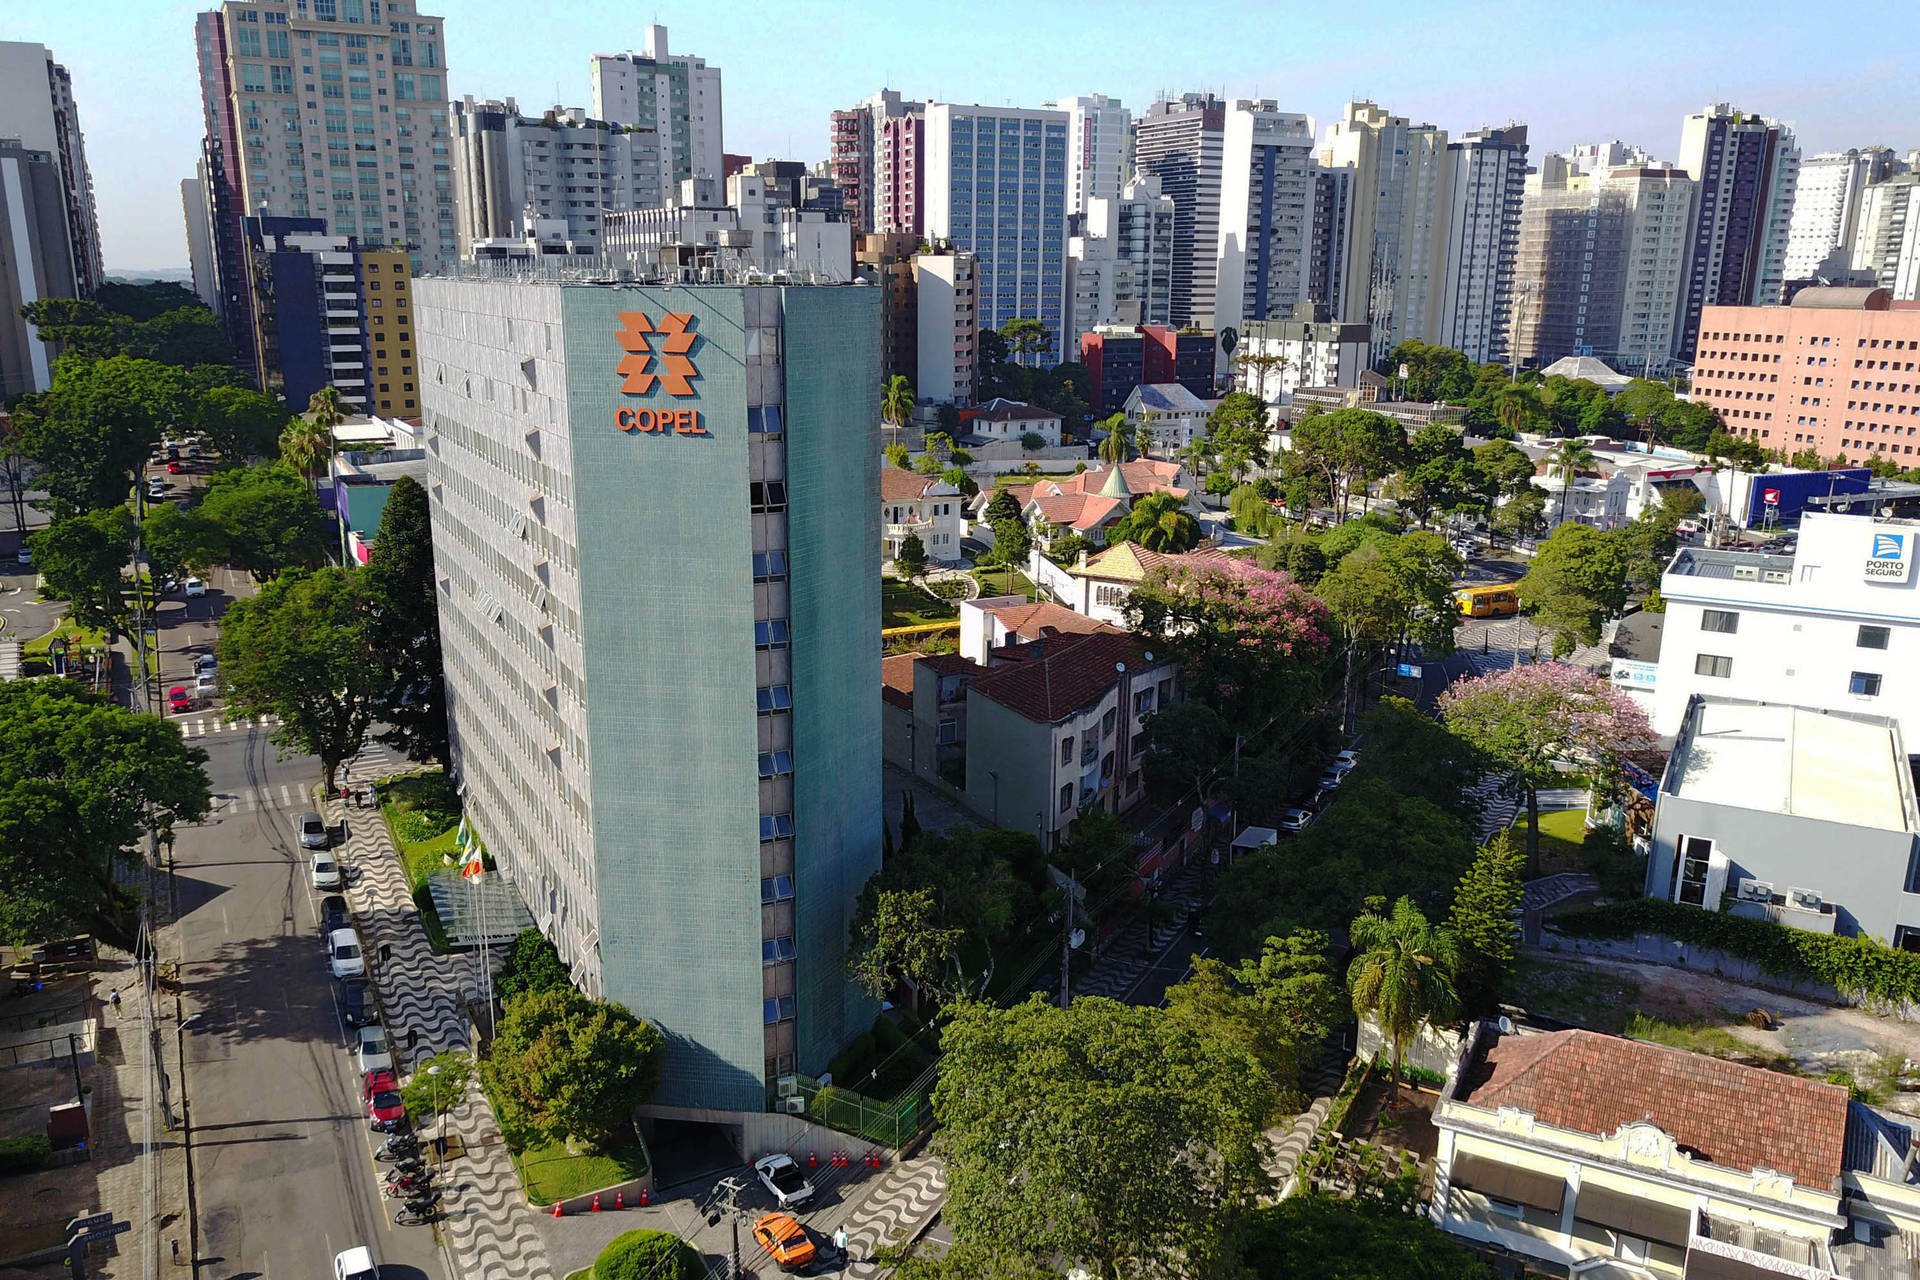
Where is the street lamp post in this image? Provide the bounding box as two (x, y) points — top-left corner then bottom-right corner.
(426, 1063), (442, 1174)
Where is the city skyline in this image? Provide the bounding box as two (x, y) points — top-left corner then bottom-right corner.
(8, 0), (1918, 272)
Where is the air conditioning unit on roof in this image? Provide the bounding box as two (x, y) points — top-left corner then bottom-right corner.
(1735, 878), (1773, 903)
(1788, 887), (1823, 911)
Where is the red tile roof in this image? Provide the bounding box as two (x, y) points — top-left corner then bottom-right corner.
(982, 600), (1121, 644)
(880, 653), (918, 710)
(971, 631), (1165, 723)
(880, 465), (941, 503)
(1460, 1030), (1849, 1188)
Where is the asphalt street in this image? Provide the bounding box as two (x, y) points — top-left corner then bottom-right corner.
(163, 568), (446, 1279)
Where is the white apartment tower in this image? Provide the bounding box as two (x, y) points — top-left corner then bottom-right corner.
(590, 25), (723, 191)
(1439, 124), (1529, 365)
(1066, 175), (1175, 349)
(192, 1), (457, 273)
(1852, 176), (1920, 300)
(1211, 101), (1316, 346)
(1054, 94), (1132, 217)
(1786, 148), (1901, 282)
(0, 41), (103, 295)
(1318, 101), (1452, 361)
(922, 103), (1070, 363)
(450, 97), (665, 257)
(1134, 93), (1227, 328)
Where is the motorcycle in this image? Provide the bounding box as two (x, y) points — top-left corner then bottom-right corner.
(383, 1165), (431, 1187)
(393, 1203), (440, 1226)
(375, 1134), (421, 1161)
(384, 1175), (437, 1199)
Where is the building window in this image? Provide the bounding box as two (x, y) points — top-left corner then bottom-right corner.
(1134, 688), (1155, 716)
(1700, 609), (1739, 634)
(937, 718), (958, 744)
(762, 995), (796, 1024)
(757, 750), (794, 778)
(762, 936), (797, 965)
(1851, 672), (1883, 697)
(1101, 707), (1118, 738)
(1059, 782), (1073, 813)
(747, 405), (785, 436)
(754, 619), (790, 649)
(757, 685), (792, 713)
(1675, 834), (1714, 907)
(752, 550), (788, 581)
(759, 814), (794, 841)
(1859, 625), (1891, 650)
(761, 874), (795, 903)
(1694, 654), (1733, 678)
(1060, 735), (1074, 765)
(749, 481), (787, 512)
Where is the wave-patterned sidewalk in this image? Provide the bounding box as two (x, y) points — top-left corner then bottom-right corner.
(842, 1155), (949, 1277)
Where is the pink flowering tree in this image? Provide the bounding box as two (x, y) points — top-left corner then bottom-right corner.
(1125, 562), (1333, 725)
(1438, 663), (1655, 876)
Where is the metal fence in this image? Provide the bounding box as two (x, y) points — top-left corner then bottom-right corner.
(788, 1060), (938, 1151)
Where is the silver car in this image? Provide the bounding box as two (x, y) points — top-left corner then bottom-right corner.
(298, 811), (329, 849)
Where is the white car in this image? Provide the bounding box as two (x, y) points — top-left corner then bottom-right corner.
(146, 478), (167, 499)
(753, 1153), (815, 1210)
(1277, 807), (1314, 832)
(356, 1024), (393, 1075)
(1332, 749), (1359, 770)
(183, 577), (207, 598)
(311, 852), (343, 891)
(328, 928), (365, 980)
(333, 1245), (378, 1280)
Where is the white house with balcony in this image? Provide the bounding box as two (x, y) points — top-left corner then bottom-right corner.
(1654, 513), (1920, 744)
(1123, 383), (1216, 456)
(880, 465), (967, 564)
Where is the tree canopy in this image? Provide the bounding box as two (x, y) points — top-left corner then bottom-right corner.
(194, 463), (331, 579)
(364, 476), (448, 762)
(195, 385), (292, 464)
(1348, 896), (1460, 1084)
(482, 986), (664, 1150)
(14, 356), (193, 514)
(1106, 491), (1199, 553)
(1449, 832), (1527, 1017)
(1125, 563), (1331, 725)
(28, 507), (136, 639)
(1243, 1196), (1496, 1280)
(1515, 522), (1629, 655)
(1163, 930), (1343, 1115)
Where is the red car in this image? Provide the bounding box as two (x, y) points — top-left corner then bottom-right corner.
(166, 460), (182, 474)
(363, 1069), (406, 1129)
(167, 686), (192, 714)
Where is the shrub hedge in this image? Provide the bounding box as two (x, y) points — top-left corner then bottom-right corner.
(0, 1134), (52, 1174)
(1553, 898), (1920, 1008)
(594, 1229), (699, 1280)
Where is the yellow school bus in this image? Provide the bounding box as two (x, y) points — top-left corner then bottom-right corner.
(1455, 584), (1519, 618)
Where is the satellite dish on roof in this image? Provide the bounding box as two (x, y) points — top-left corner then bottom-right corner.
(1497, 1016), (1516, 1035)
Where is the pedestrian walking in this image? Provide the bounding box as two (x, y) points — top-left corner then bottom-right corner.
(107, 988), (121, 1014)
(834, 1226), (848, 1257)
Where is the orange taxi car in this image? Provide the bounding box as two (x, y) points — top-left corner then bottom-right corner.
(752, 1212), (816, 1272)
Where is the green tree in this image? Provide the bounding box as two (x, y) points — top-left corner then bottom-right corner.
(1252, 528), (1328, 584)
(195, 463), (330, 579)
(216, 567), (382, 791)
(1347, 896), (1460, 1086)
(1197, 391), (1271, 485)
(398, 1050), (474, 1122)
(141, 503), (220, 588)
(1095, 412), (1134, 464)
(883, 442), (910, 469)
(1447, 831), (1526, 1016)
(28, 508), (136, 640)
(1233, 348), (1290, 402)
(1391, 424), (1476, 526)
(1347, 696), (1486, 825)
(281, 388), (341, 489)
(1139, 700), (1233, 800)
(364, 475), (449, 762)
(985, 486), (1032, 568)
(998, 317), (1053, 366)
(1316, 532), (1461, 726)
(1054, 801), (1136, 901)
(1619, 485), (1706, 602)
(1440, 664), (1655, 874)
(195, 385), (291, 464)
(494, 927), (574, 1001)
(847, 886), (966, 1008)
(934, 996), (1271, 1280)
(1106, 491), (1199, 553)
(593, 1230), (700, 1280)
(882, 374), (916, 428)
(1125, 563), (1332, 726)
(1470, 438), (1537, 504)
(1243, 1196), (1496, 1280)
(15, 356), (193, 515)
(1545, 437), (1597, 526)
(1492, 380), (1548, 437)
(895, 531), (929, 578)
(1164, 929), (1342, 1113)
(482, 986), (664, 1151)
(1490, 487), (1546, 542)
(0, 679), (210, 945)
(885, 1244), (1062, 1280)
(1287, 408), (1405, 520)
(1516, 522), (1629, 655)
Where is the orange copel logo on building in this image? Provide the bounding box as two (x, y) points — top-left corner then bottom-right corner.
(615, 311), (700, 397)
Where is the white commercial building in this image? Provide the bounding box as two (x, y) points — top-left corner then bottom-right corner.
(181, 170), (217, 310)
(1211, 102), (1316, 349)
(602, 174), (851, 281)
(1439, 124), (1528, 365)
(1233, 309), (1370, 404)
(1066, 176), (1175, 349)
(589, 25), (723, 192)
(1785, 148), (1901, 283)
(1852, 175), (1920, 300)
(1053, 94), (1131, 217)
(0, 41), (102, 295)
(450, 98), (666, 258)
(1123, 383), (1215, 455)
(1653, 514), (1920, 745)
(923, 103), (1070, 363)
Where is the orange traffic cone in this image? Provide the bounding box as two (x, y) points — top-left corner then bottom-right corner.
(615, 1190), (625, 1210)
(591, 1194), (602, 1213)
(640, 1185), (652, 1206)
(552, 1202), (564, 1218)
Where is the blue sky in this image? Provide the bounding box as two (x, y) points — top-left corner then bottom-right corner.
(11, 0), (1918, 271)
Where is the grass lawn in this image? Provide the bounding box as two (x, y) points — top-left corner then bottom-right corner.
(1507, 806), (1590, 873)
(881, 577), (958, 629)
(377, 771), (463, 952)
(971, 567), (1034, 600)
(22, 617), (107, 657)
(511, 1133), (649, 1206)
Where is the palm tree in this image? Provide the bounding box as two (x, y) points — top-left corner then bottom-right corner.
(1096, 412), (1135, 465)
(1548, 438), (1596, 527)
(283, 386), (343, 491)
(881, 375), (915, 429)
(1347, 896), (1460, 1090)
(1493, 382), (1546, 437)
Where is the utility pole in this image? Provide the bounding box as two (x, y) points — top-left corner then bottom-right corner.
(1058, 869), (1079, 1009)
(704, 1176), (749, 1280)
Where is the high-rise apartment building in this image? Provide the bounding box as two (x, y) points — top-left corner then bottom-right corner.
(1438, 124), (1528, 365)
(602, 173), (852, 281)
(590, 25), (723, 192)
(1054, 94), (1132, 218)
(1673, 103), (1800, 362)
(1066, 176), (1175, 350)
(1786, 148), (1901, 282)
(182, 168), (219, 310)
(1134, 94), (1227, 328)
(915, 246), (979, 404)
(1211, 102), (1316, 348)
(190, 0), (457, 376)
(875, 112), (924, 236)
(1307, 167), (1351, 314)
(1851, 176), (1920, 300)
(857, 233), (918, 387)
(828, 90), (920, 234)
(415, 273), (881, 1111)
(1318, 101), (1452, 361)
(0, 42), (103, 298)
(0, 141), (81, 398)
(450, 98), (665, 258)
(923, 103), (1069, 363)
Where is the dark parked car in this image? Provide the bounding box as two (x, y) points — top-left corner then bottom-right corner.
(341, 980), (374, 1028)
(320, 894), (349, 934)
